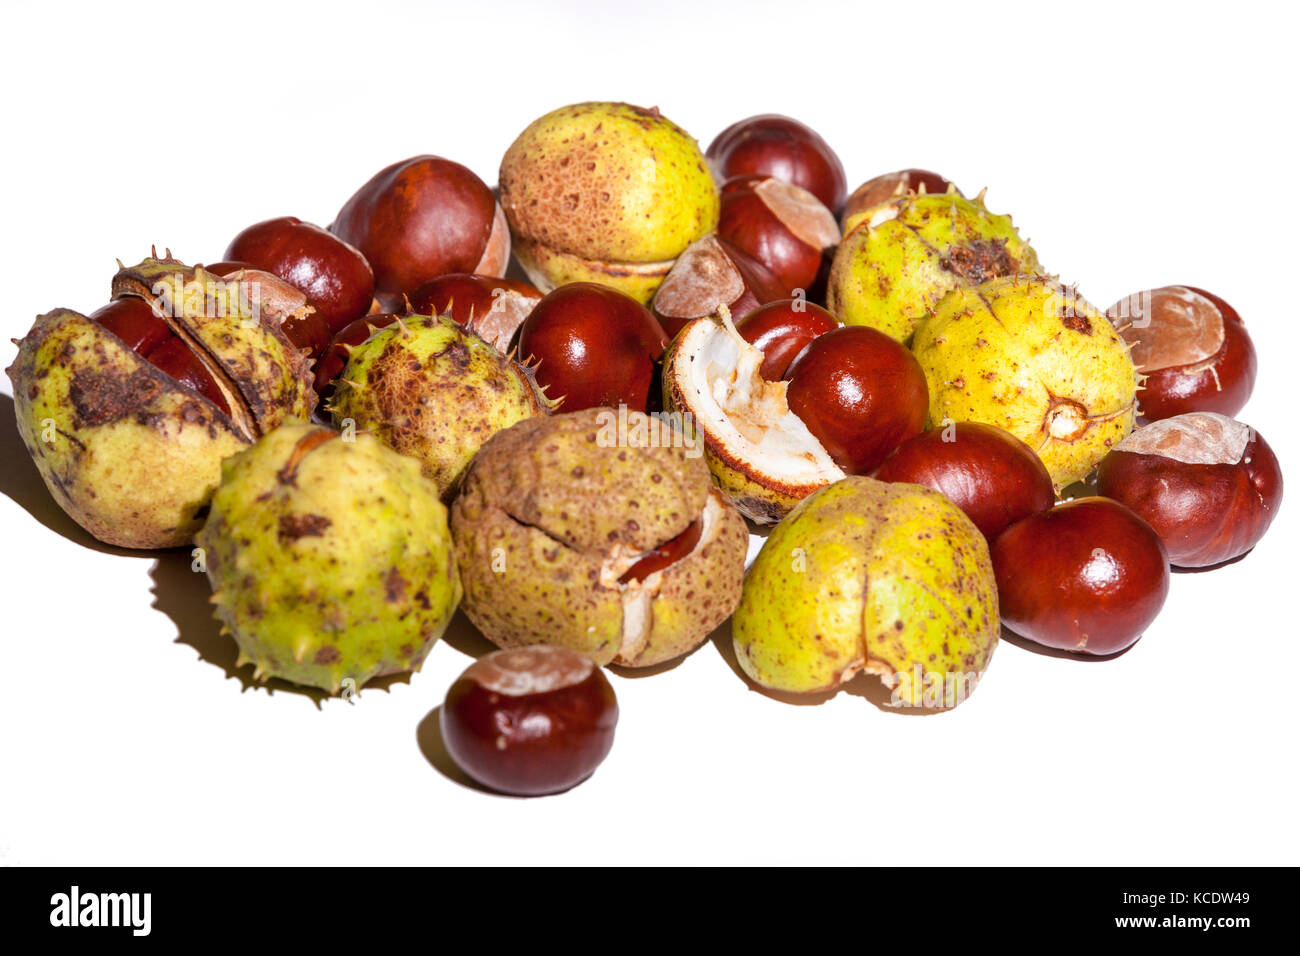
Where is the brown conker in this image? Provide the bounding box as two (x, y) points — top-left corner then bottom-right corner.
(872, 422), (1054, 542)
(784, 325), (928, 474)
(734, 298), (839, 381)
(716, 175), (840, 295)
(992, 498), (1170, 656)
(1096, 412), (1283, 567)
(224, 216), (375, 336)
(707, 114), (848, 213)
(650, 235), (785, 338)
(841, 169), (958, 230)
(408, 273), (542, 354)
(1106, 285), (1257, 422)
(440, 645), (618, 796)
(517, 282), (668, 413)
(331, 155), (508, 307)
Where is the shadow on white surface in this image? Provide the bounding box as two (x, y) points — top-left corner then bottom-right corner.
(148, 547), (422, 707)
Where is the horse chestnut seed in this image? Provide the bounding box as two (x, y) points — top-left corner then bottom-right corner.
(408, 273), (542, 354)
(331, 155), (508, 306)
(717, 175), (840, 294)
(1106, 285), (1257, 421)
(992, 498), (1170, 656)
(518, 282), (668, 413)
(441, 645), (618, 796)
(841, 169), (957, 232)
(784, 325), (928, 474)
(1096, 412), (1283, 567)
(734, 298), (839, 381)
(707, 114), (848, 213)
(224, 216), (375, 335)
(872, 422), (1054, 542)
(650, 235), (785, 338)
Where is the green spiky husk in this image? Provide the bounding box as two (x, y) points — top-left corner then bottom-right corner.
(197, 424), (461, 693)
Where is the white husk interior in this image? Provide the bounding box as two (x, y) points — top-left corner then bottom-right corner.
(676, 316), (844, 487)
(612, 489), (728, 663)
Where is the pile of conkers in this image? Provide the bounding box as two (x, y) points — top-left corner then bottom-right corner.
(5, 102), (1284, 798)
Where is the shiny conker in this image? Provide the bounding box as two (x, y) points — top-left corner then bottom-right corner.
(88, 297), (230, 414)
(872, 422), (1054, 542)
(992, 498), (1170, 656)
(1106, 285), (1257, 421)
(331, 155), (508, 306)
(1096, 412), (1283, 567)
(517, 282), (668, 413)
(650, 235), (784, 338)
(223, 216), (375, 335)
(440, 645), (618, 796)
(784, 325), (928, 474)
(706, 114), (848, 212)
(205, 261), (333, 360)
(716, 175), (840, 294)
(408, 273), (543, 354)
(841, 169), (957, 230)
(734, 298), (839, 381)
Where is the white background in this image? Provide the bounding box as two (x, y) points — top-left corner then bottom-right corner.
(1, 0), (1296, 865)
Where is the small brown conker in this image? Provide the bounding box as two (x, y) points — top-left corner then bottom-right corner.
(1096, 412), (1283, 567)
(223, 216), (375, 335)
(872, 422), (1054, 542)
(440, 645), (618, 796)
(992, 498), (1170, 656)
(1106, 285), (1257, 422)
(733, 297), (839, 381)
(650, 235), (785, 338)
(407, 273), (543, 354)
(706, 114), (848, 213)
(517, 282), (668, 413)
(841, 169), (958, 231)
(716, 175), (840, 295)
(784, 325), (929, 474)
(331, 155), (508, 307)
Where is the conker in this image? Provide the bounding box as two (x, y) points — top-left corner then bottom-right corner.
(734, 298), (839, 381)
(1096, 412), (1283, 567)
(408, 273), (543, 354)
(1106, 285), (1257, 421)
(707, 114), (848, 212)
(841, 169), (957, 231)
(872, 422), (1054, 542)
(331, 155), (508, 307)
(716, 175), (840, 294)
(441, 645), (618, 796)
(205, 261), (333, 360)
(784, 325), (928, 474)
(517, 282), (668, 413)
(992, 498), (1170, 656)
(89, 297), (230, 414)
(650, 235), (785, 338)
(223, 216), (375, 337)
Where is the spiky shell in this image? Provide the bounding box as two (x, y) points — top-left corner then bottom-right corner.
(197, 424), (461, 693)
(733, 476), (999, 708)
(328, 314), (549, 495)
(498, 102), (719, 303)
(5, 256), (316, 549)
(450, 408), (748, 667)
(912, 275), (1138, 487)
(827, 193), (1040, 343)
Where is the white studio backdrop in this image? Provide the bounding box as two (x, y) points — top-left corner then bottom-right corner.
(0, 0), (1296, 865)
